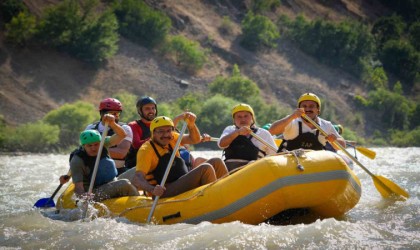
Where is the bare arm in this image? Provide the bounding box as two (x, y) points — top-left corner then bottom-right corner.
(102, 114), (127, 147)
(269, 108), (303, 135)
(133, 171), (165, 196)
(108, 139), (131, 159)
(219, 126), (251, 148)
(180, 112), (201, 145)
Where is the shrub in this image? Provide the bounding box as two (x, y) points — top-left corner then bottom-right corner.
(371, 15), (406, 48)
(113, 0), (171, 48)
(5, 11), (36, 46)
(286, 16), (375, 77)
(367, 83), (415, 130)
(4, 121), (60, 152)
(379, 39), (420, 91)
(37, 0), (119, 65)
(43, 101), (97, 148)
(113, 91), (139, 123)
(161, 35), (208, 73)
(390, 127), (420, 147)
(251, 0), (281, 13)
(196, 95), (238, 140)
(240, 12), (280, 51)
(0, 0), (27, 23)
(219, 16), (235, 35)
(408, 21), (420, 51)
(209, 64), (260, 104)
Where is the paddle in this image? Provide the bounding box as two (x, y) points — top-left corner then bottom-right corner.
(249, 131), (278, 153)
(302, 114), (409, 199)
(147, 121), (188, 223)
(353, 145), (376, 159)
(33, 172), (71, 208)
(82, 122), (109, 219)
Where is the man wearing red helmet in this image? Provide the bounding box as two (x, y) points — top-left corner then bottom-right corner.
(85, 98), (133, 175)
(125, 96), (157, 169)
(269, 93), (345, 152)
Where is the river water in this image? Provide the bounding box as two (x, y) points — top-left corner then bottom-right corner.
(0, 148), (419, 249)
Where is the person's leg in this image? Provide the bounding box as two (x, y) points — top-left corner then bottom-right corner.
(94, 179), (139, 202)
(117, 167), (136, 183)
(204, 157), (228, 179)
(192, 157), (207, 168)
(163, 164), (216, 198)
(225, 161), (248, 172)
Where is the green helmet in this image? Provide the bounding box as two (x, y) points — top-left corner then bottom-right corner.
(262, 123), (271, 130)
(80, 130), (101, 145)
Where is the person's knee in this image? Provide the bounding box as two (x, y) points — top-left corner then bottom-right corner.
(196, 164), (216, 184)
(117, 179), (139, 196)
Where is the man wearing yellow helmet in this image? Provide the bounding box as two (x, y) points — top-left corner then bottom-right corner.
(218, 103), (277, 171)
(132, 114), (228, 198)
(269, 93), (346, 151)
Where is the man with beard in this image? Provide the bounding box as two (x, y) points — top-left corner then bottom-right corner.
(133, 115), (228, 198)
(218, 103), (277, 171)
(125, 96), (158, 169)
(269, 93), (345, 152)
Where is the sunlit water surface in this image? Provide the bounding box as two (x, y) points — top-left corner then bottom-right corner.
(0, 148), (419, 249)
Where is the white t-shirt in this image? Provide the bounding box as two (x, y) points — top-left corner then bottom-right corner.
(283, 117), (341, 146)
(85, 121), (133, 168)
(85, 122), (133, 144)
(218, 125), (277, 155)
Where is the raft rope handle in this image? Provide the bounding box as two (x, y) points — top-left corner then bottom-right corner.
(118, 169), (232, 218)
(291, 149), (305, 171)
(118, 150), (307, 218)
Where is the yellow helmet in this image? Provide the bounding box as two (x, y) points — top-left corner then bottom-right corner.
(298, 93), (321, 111)
(232, 103), (255, 123)
(150, 116), (174, 133)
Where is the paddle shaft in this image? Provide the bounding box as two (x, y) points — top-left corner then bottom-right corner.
(301, 114), (393, 193)
(147, 122), (188, 223)
(249, 131), (278, 152)
(83, 123), (109, 219)
(45, 173), (71, 204)
(87, 123), (109, 194)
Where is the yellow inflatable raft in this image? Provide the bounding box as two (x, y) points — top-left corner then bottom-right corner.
(56, 150), (361, 225)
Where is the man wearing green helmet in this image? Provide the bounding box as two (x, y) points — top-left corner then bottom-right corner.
(218, 103), (277, 171)
(269, 93), (346, 152)
(132, 114), (228, 198)
(70, 114), (138, 201)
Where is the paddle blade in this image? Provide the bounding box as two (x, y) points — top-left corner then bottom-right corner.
(373, 175), (410, 199)
(356, 147), (376, 159)
(33, 198), (56, 208)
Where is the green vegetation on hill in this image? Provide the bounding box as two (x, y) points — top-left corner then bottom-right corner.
(0, 0), (419, 151)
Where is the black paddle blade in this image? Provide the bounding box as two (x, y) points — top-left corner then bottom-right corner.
(33, 198), (56, 208)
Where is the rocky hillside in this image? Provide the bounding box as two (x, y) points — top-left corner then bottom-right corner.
(0, 0), (392, 136)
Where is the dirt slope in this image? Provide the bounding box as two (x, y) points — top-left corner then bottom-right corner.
(0, 0), (389, 135)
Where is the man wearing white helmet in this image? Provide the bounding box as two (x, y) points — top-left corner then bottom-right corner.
(269, 93), (345, 152)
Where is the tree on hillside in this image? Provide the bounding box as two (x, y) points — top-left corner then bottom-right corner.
(37, 0), (119, 65)
(379, 39), (420, 91)
(371, 15), (406, 49)
(43, 101), (97, 148)
(241, 12), (280, 51)
(113, 0), (171, 48)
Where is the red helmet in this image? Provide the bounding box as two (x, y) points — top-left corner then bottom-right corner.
(99, 98), (123, 111)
